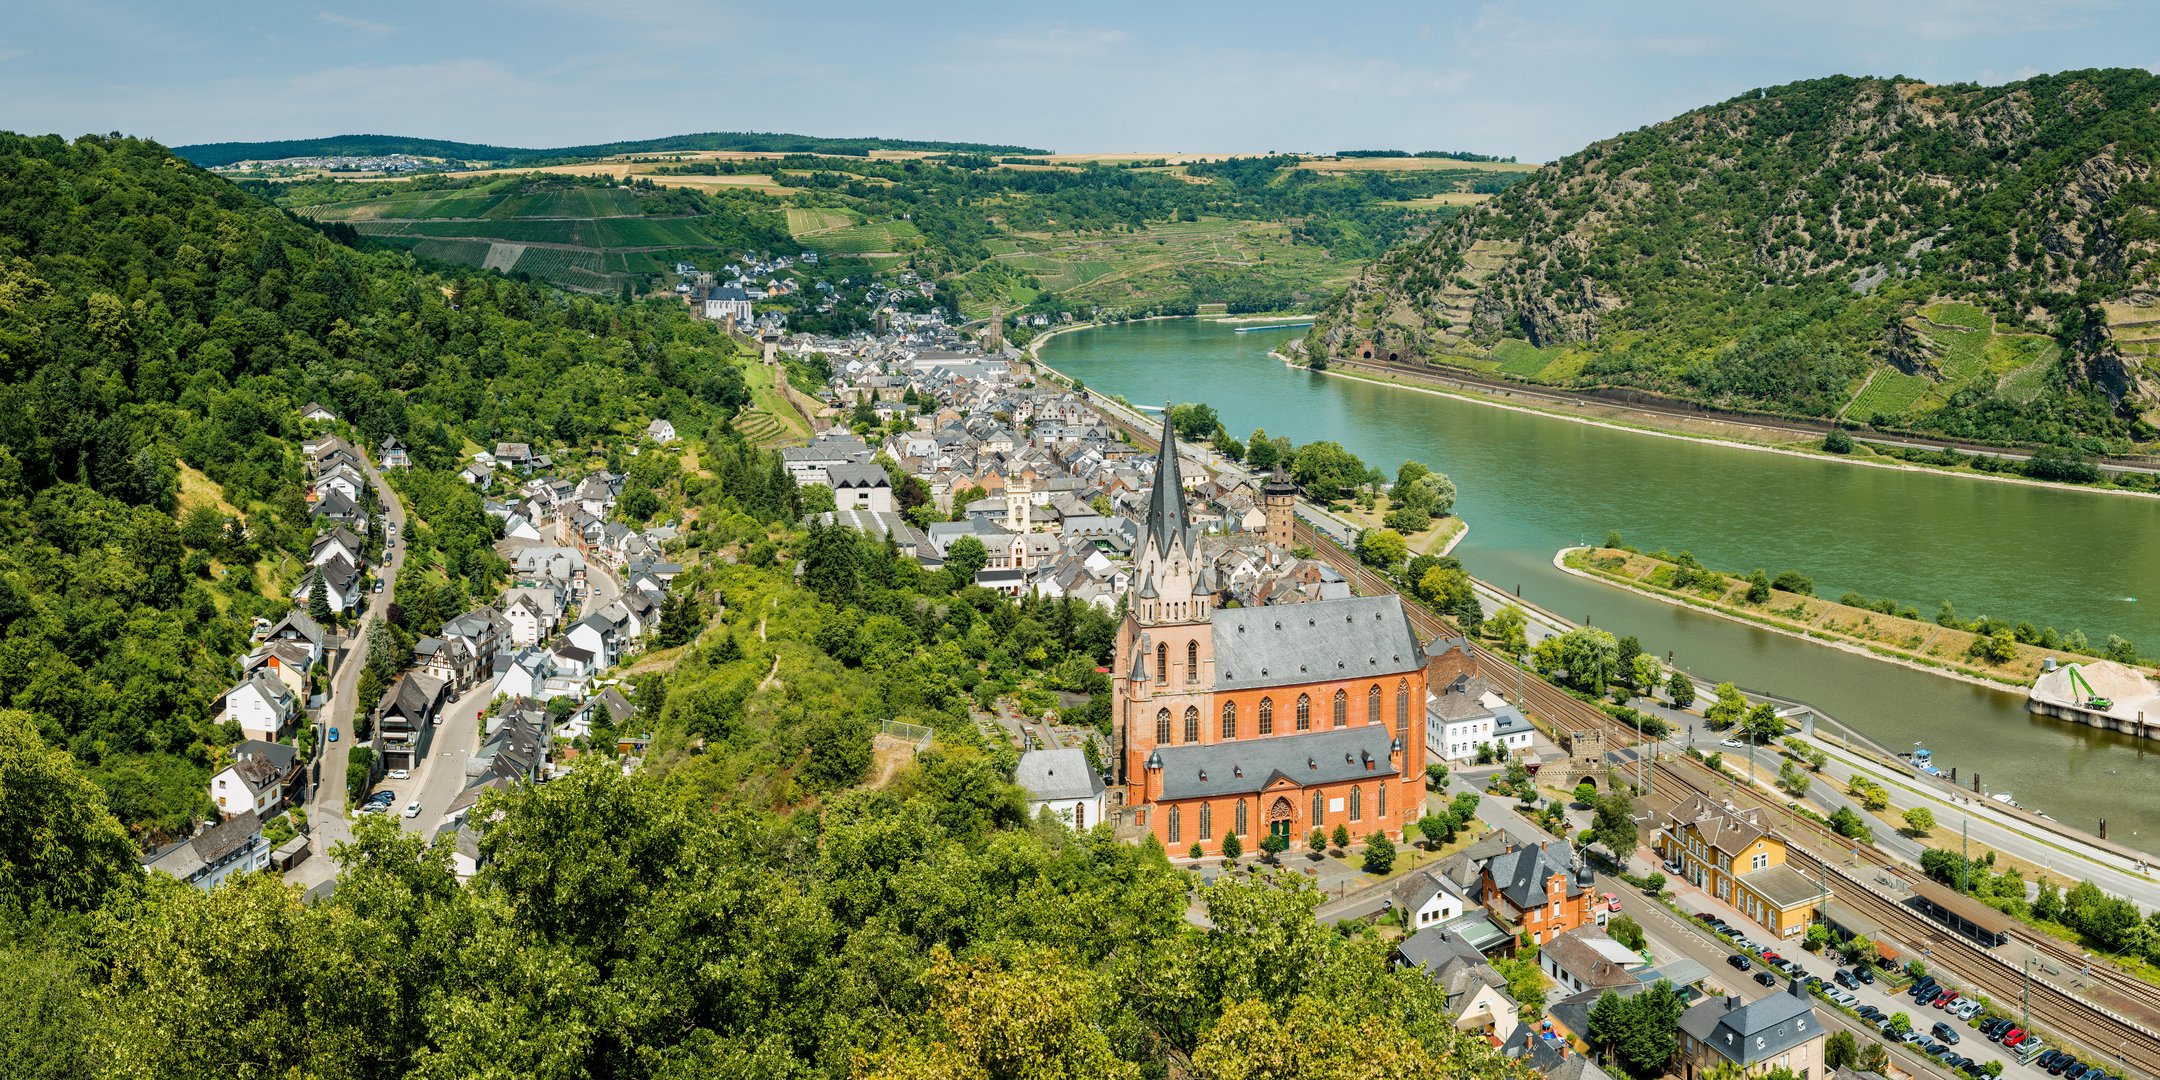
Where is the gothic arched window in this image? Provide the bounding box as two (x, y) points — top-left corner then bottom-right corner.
(1183, 706), (1199, 744)
(1199, 802), (1213, 842)
(1167, 805), (1181, 844)
(1235, 800), (1249, 837)
(1155, 642), (1167, 684)
(1258, 697), (1274, 735)
(1221, 701), (1237, 740)
(1332, 689), (1348, 728)
(1187, 640), (1198, 683)
(1378, 781), (1388, 819)
(1350, 786), (1363, 822)
(1396, 680), (1411, 738)
(1156, 709), (1171, 744)
(1295, 694), (1311, 731)
(1311, 790), (1325, 826)
(1367, 684), (1382, 725)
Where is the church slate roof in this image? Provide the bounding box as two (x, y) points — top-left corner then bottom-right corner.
(1153, 724), (1397, 800)
(1141, 408), (1193, 558)
(1210, 594), (1424, 692)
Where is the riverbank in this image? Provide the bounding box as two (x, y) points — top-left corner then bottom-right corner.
(1552, 546), (2122, 693)
(1315, 358), (2160, 501)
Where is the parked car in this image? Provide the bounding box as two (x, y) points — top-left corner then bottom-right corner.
(2003, 1029), (2028, 1048)
(1728, 954), (1752, 971)
(1932, 1022), (1961, 1044)
(403, 800), (421, 819)
(1856, 1005), (1885, 1022)
(1827, 989), (1858, 1007)
(2050, 1057), (2081, 1077)
(1956, 1000), (1982, 1020)
(373, 579), (384, 593)
(388, 768), (410, 780)
(1981, 1019), (2009, 1039)
(1665, 859), (1687, 876)
(328, 727), (339, 742)
(1720, 738), (1745, 748)
(1762, 951), (1783, 964)
(1604, 892), (1622, 912)
(1834, 968), (1857, 989)
(1754, 971), (1777, 987)
(1854, 965), (1875, 984)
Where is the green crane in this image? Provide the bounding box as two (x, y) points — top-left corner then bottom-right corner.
(2065, 664), (2113, 711)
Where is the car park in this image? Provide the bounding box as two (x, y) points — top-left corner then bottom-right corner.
(1728, 954), (1752, 970)
(1754, 971), (1777, 987)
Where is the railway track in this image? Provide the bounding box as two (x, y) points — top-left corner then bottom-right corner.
(1292, 521), (2160, 1072)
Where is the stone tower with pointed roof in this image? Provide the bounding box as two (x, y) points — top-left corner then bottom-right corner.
(1111, 410), (1431, 851)
(1263, 467), (1297, 549)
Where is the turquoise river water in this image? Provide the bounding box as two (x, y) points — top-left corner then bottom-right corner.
(1041, 317), (2160, 842)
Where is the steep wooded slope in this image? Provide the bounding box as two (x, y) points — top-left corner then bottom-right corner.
(1318, 70), (2160, 449)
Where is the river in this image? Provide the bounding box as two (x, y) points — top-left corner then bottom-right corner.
(1042, 317), (2160, 843)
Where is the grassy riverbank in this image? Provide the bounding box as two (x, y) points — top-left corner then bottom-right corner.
(1313, 359), (2160, 502)
(1560, 546), (2141, 690)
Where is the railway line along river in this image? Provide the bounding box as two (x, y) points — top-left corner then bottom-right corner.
(1041, 317), (2160, 841)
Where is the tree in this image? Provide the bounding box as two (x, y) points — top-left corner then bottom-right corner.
(1859, 1041), (1891, 1073)
(1703, 683), (1745, 728)
(1828, 805), (1874, 844)
(1903, 806), (1936, 836)
(1355, 527), (1408, 571)
(1586, 980), (1686, 1079)
(1824, 428), (1855, 453)
(943, 534), (988, 584)
(1258, 830), (1288, 862)
(1742, 703), (1784, 744)
(1220, 830), (1242, 862)
(2033, 879), (2064, 922)
(1629, 653), (1663, 695)
(1574, 780), (1598, 806)
(1190, 842), (1205, 861)
(1608, 914), (1647, 952)
(1825, 1030), (1859, 1070)
(1486, 604), (1528, 656)
(345, 745), (376, 806)
(1886, 1011), (1912, 1035)
(1557, 627), (1620, 695)
(1308, 827), (1328, 856)
(1168, 402), (1219, 440)
(1425, 762), (1447, 789)
(1491, 954), (1548, 1013)
(1590, 792), (1640, 858)
(0, 711), (141, 917)
(308, 571), (333, 625)
(1667, 671), (1696, 709)
(1361, 832), (1396, 874)
(1772, 570), (1814, 595)
(1745, 569), (1772, 604)
(1416, 811), (1454, 849)
(1778, 761), (1812, 797)
(1331, 823), (1351, 851)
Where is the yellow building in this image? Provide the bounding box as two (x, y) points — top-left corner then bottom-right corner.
(1655, 793), (1825, 938)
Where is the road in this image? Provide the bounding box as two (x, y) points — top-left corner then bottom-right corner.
(295, 447), (408, 888)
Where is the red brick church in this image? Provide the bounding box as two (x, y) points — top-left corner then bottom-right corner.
(1114, 411), (1429, 852)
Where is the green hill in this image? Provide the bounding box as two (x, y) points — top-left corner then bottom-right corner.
(269, 172), (794, 293)
(173, 130), (1053, 168)
(1316, 69), (2160, 451)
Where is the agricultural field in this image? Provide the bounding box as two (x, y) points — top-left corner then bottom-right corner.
(798, 219), (923, 255)
(1839, 301), (2063, 422)
(1491, 338), (1567, 377)
(1295, 157), (1541, 174)
(785, 207), (861, 234)
(953, 216), (1357, 318)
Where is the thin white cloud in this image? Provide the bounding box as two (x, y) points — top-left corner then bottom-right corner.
(318, 10), (397, 35)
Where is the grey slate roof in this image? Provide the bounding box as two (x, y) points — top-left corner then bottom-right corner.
(1153, 724), (1397, 800)
(826, 461), (890, 489)
(1140, 408), (1193, 557)
(1486, 840), (1591, 909)
(1013, 748), (1104, 802)
(1678, 978), (1821, 1067)
(1210, 594), (1425, 692)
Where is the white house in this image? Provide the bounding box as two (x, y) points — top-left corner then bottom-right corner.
(310, 526), (364, 569)
(217, 671), (299, 742)
(1427, 673), (1536, 762)
(565, 614), (614, 667)
(1013, 748), (1107, 830)
(1392, 869), (1470, 930)
(826, 462), (896, 514)
(209, 740), (302, 818)
(300, 402), (338, 423)
(502, 588), (561, 648)
(310, 464), (364, 504)
(645, 418), (678, 444)
(1539, 926), (1646, 996)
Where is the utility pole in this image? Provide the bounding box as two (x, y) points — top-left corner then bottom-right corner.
(2023, 956), (2035, 1029)
(1960, 818), (1970, 896)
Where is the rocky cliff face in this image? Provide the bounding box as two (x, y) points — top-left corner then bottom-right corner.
(1317, 70), (2160, 444)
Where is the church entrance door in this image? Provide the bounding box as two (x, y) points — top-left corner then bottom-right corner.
(1268, 797), (1293, 843)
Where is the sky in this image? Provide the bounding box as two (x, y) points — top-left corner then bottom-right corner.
(4, 0), (2157, 161)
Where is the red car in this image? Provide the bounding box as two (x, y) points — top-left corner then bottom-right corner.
(1762, 952), (1783, 964)
(2004, 1028), (2027, 1048)
(1604, 892), (1622, 912)
(1933, 990), (1955, 1008)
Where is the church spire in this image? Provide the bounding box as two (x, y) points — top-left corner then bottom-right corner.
(1144, 405), (1191, 557)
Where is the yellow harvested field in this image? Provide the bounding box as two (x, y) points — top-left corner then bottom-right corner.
(1297, 157), (1540, 173)
(1037, 152), (1241, 164)
(1384, 192), (1495, 206)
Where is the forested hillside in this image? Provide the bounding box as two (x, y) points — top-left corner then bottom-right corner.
(1318, 69), (2160, 451)
(0, 131), (1539, 1079)
(0, 132), (751, 839)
